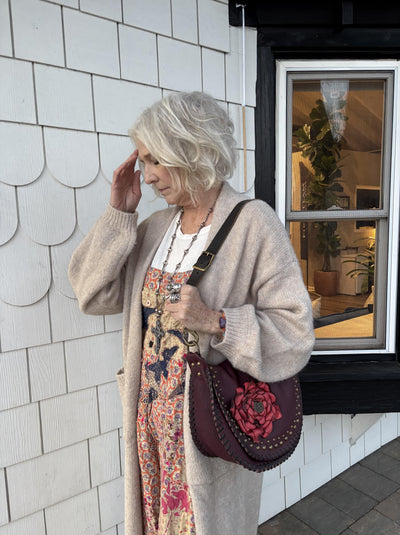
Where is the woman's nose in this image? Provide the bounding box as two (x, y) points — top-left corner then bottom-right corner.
(143, 166), (156, 184)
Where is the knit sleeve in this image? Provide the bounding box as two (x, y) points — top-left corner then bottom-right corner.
(68, 204), (138, 315)
(210, 203), (315, 383)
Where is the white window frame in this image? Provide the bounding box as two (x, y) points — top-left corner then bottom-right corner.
(276, 60), (400, 355)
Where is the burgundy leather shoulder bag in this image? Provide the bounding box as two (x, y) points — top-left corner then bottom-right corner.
(183, 200), (303, 472)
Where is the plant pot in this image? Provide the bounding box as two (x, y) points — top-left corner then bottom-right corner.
(314, 270), (339, 297)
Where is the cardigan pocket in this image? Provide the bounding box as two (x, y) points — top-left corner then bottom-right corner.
(116, 367), (125, 400)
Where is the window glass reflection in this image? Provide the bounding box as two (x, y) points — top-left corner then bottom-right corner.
(289, 220), (375, 339)
(291, 79), (384, 212)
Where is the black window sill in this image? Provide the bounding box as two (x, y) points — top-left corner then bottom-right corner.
(300, 360), (400, 414)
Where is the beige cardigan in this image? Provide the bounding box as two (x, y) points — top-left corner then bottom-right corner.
(69, 183), (314, 535)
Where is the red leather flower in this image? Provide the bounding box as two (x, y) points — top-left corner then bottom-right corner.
(230, 381), (282, 442)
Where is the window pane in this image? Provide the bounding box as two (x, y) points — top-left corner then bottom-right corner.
(291, 79), (385, 212)
(289, 220), (376, 340)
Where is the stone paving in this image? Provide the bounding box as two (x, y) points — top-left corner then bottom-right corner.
(258, 436), (400, 535)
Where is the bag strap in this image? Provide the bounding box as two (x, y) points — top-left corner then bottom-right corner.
(187, 199), (252, 287)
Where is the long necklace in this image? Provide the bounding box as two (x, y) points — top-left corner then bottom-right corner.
(151, 201), (216, 355)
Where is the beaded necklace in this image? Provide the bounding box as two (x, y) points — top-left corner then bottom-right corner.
(151, 201), (215, 355)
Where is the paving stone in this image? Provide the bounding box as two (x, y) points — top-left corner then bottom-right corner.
(381, 438), (400, 462)
(258, 439), (400, 535)
(350, 509), (400, 535)
(258, 511), (318, 535)
(375, 490), (400, 523)
(339, 464), (399, 502)
(289, 495), (353, 535)
(315, 477), (377, 521)
(360, 450), (400, 484)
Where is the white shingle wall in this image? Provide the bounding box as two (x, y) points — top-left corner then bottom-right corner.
(45, 489), (100, 535)
(40, 388), (99, 452)
(0, 512), (46, 535)
(35, 65), (95, 130)
(0, 1), (398, 533)
(0, 59), (37, 123)
(44, 127), (99, 188)
(10, 0), (65, 66)
(0, 471), (8, 526)
(0, 349), (30, 410)
(0, 123), (44, 185)
(28, 342), (67, 401)
(89, 430), (121, 487)
(0, 182), (18, 246)
(158, 36), (202, 92)
(0, 0), (12, 57)
(7, 442), (90, 521)
(80, 0), (122, 21)
(63, 9), (120, 78)
(98, 477), (124, 531)
(0, 228), (51, 305)
(171, 0), (198, 44)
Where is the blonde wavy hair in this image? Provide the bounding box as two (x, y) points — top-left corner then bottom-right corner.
(129, 92), (237, 204)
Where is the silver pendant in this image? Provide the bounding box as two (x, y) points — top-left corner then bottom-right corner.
(169, 293), (181, 304)
(151, 316), (165, 355)
(166, 282), (182, 293)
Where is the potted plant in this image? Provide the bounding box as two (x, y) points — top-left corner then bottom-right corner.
(294, 98), (346, 296)
(343, 236), (375, 295)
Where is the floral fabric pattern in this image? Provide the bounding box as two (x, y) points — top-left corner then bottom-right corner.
(137, 267), (196, 534)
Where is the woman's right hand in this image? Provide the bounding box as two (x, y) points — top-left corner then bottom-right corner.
(110, 150), (142, 213)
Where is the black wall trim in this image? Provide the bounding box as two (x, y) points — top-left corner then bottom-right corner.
(302, 378), (400, 414)
(255, 47), (275, 208)
(301, 362), (400, 382)
(258, 27), (400, 50)
(229, 1), (400, 28)
(301, 362), (400, 414)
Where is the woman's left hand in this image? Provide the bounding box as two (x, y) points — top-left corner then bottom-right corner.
(165, 285), (222, 335)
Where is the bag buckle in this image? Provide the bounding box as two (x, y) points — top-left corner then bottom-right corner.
(183, 329), (199, 350)
(193, 251), (215, 272)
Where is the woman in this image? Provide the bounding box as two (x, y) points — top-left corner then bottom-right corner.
(69, 92), (314, 535)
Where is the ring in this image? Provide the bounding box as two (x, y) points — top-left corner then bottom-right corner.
(169, 293), (181, 304)
(166, 282), (182, 293)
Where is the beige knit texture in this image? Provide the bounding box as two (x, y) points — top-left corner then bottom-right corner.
(69, 183), (315, 535)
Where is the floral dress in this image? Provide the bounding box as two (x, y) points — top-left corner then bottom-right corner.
(137, 266), (196, 535)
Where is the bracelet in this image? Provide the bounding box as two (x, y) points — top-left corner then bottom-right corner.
(219, 311), (226, 337)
